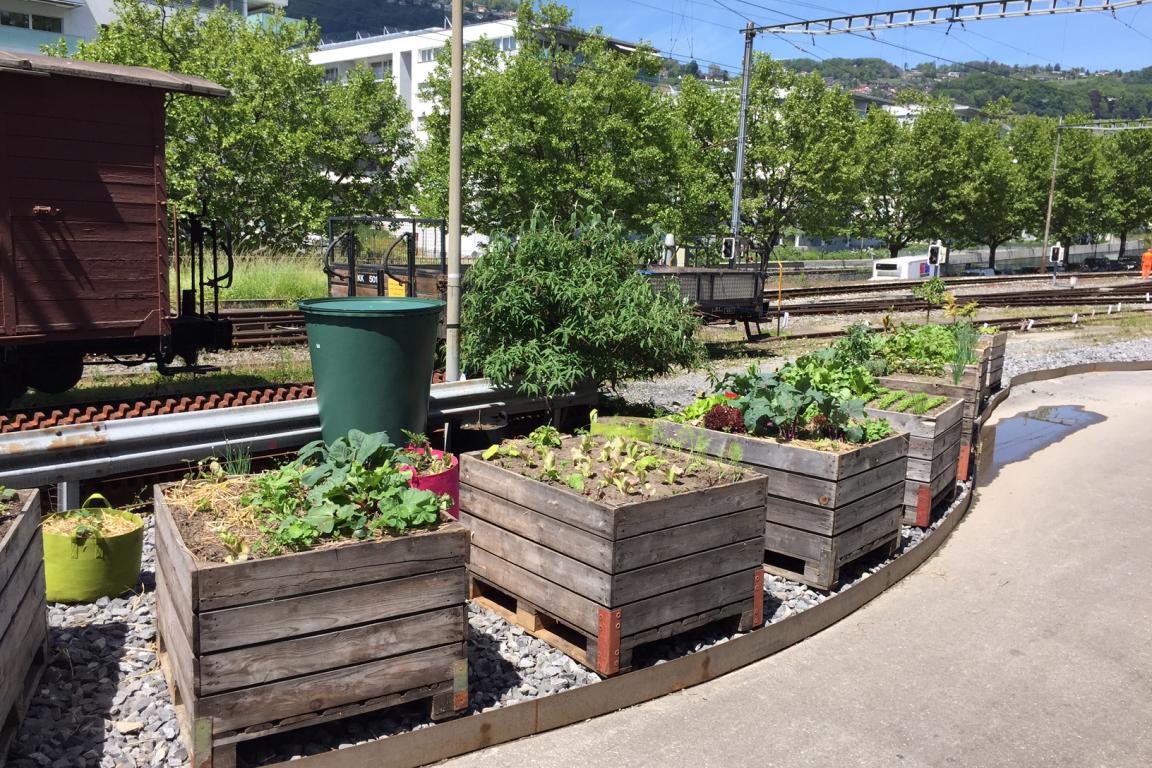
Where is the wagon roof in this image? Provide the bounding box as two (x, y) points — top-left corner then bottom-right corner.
(0, 50), (229, 98)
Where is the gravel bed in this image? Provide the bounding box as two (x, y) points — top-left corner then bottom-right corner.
(1003, 336), (1152, 380)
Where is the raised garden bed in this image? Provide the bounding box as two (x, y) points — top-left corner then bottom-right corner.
(0, 489), (47, 767)
(460, 433), (767, 676)
(154, 487), (469, 768)
(864, 393), (964, 526)
(651, 423), (908, 590)
(878, 361), (983, 482)
(981, 331), (1008, 396)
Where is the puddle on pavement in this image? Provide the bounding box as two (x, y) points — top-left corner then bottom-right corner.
(978, 405), (1106, 484)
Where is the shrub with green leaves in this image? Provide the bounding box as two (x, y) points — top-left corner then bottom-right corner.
(876, 324), (958, 376)
(461, 210), (705, 396)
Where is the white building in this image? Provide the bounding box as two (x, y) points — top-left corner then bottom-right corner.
(309, 21), (519, 141)
(0, 0), (284, 52)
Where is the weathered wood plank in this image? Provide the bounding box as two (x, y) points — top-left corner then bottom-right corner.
(462, 515), (611, 605)
(764, 519), (829, 563)
(762, 454), (905, 508)
(0, 573), (46, 734)
(0, 493), (39, 593)
(153, 508), (196, 652)
(199, 605), (465, 696)
(468, 547), (600, 635)
(620, 569), (757, 637)
(652, 421), (842, 477)
(906, 423), (963, 482)
(156, 566), (199, 705)
(613, 507), (763, 571)
(0, 534), (42, 638)
(834, 506), (901, 567)
(198, 569), (465, 653)
(612, 476), (767, 539)
(460, 457), (614, 537)
(193, 523), (468, 611)
(198, 643), (461, 734)
(765, 482), (904, 537)
(611, 540), (761, 605)
(459, 485), (612, 572)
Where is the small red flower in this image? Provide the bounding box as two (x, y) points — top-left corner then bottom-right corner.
(723, 391), (738, 399)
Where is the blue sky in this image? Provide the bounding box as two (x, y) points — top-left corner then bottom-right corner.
(564, 0), (1152, 74)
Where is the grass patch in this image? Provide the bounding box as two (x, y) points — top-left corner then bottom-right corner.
(172, 251), (328, 307)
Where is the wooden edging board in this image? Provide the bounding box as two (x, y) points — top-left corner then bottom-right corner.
(276, 359), (1152, 768)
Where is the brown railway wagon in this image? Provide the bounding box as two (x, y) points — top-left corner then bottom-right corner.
(0, 51), (229, 409)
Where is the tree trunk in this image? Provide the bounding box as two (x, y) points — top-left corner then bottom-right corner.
(988, 242), (997, 271)
(1119, 230), (1128, 259)
(888, 242), (902, 258)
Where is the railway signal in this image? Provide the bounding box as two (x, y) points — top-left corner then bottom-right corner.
(722, 237), (738, 265)
(1048, 244), (1065, 264)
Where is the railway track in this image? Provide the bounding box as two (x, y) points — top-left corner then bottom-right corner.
(222, 275), (1152, 348)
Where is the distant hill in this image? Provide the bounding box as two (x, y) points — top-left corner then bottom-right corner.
(781, 57), (1152, 119)
(288, 0), (518, 43)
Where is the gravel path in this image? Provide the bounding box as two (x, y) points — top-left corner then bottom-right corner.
(7, 330), (1149, 767)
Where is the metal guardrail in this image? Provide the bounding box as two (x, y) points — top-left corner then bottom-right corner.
(0, 379), (597, 489)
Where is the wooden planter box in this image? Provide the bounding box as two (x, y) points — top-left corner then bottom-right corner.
(154, 489), (470, 768)
(459, 456), (767, 676)
(651, 424), (908, 591)
(981, 331), (1008, 396)
(878, 363), (982, 482)
(0, 490), (48, 766)
(865, 399), (964, 527)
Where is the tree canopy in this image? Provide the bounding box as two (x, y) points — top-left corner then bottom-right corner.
(53, 0), (415, 250)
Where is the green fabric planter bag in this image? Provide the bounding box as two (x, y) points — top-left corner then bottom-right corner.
(43, 494), (144, 604)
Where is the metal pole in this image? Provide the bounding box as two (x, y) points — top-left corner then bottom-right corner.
(1041, 116), (1063, 285)
(445, 0), (464, 381)
(729, 23), (755, 268)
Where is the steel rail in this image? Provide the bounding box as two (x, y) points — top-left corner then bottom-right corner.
(0, 378), (597, 488)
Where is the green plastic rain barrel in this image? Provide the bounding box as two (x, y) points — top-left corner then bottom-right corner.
(299, 297), (445, 445)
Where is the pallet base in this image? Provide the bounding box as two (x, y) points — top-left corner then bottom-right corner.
(159, 647), (462, 768)
(0, 636), (48, 768)
(764, 524), (901, 591)
(905, 480), (959, 528)
(469, 575), (759, 677)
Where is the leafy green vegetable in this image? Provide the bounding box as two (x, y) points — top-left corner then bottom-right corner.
(245, 430), (447, 554)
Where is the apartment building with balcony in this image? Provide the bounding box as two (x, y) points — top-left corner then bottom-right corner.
(0, 0), (285, 53)
(310, 20), (520, 142)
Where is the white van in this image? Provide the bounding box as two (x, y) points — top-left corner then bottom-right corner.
(871, 254), (931, 280)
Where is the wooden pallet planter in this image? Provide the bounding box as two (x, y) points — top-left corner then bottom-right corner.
(459, 456), (767, 676)
(878, 363), (982, 482)
(650, 424), (908, 591)
(0, 490), (48, 768)
(865, 399), (964, 527)
(153, 489), (470, 768)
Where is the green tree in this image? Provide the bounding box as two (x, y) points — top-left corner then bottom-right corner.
(1009, 115), (1108, 249)
(852, 101), (964, 257)
(658, 75), (735, 241)
(1101, 128), (1152, 257)
(52, 0), (414, 249)
(416, 2), (680, 235)
(946, 118), (1026, 269)
(739, 57), (860, 264)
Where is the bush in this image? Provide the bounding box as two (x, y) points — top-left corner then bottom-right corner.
(461, 210), (705, 396)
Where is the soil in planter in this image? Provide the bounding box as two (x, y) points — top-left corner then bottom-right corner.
(42, 509), (139, 538)
(163, 477), (450, 564)
(866, 389), (952, 417)
(482, 433), (749, 507)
